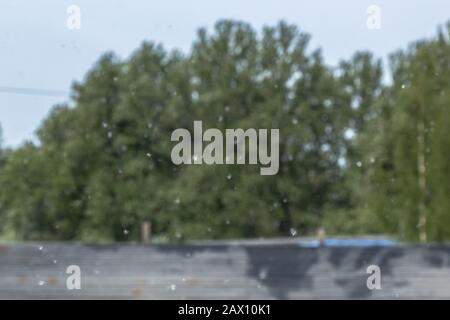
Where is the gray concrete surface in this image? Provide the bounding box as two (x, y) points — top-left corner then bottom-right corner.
(0, 242), (449, 299)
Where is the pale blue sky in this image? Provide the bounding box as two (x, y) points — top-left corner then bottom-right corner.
(0, 0), (449, 147)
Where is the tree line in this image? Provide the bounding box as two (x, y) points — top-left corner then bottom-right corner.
(1, 20), (450, 242)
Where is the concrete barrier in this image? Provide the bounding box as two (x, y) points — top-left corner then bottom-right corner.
(0, 242), (449, 299)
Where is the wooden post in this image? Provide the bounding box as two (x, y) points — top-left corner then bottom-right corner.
(142, 221), (151, 244)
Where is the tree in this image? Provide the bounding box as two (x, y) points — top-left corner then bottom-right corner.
(369, 24), (450, 241)
(2, 20), (450, 243)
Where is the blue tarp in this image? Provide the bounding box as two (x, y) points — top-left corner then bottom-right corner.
(298, 238), (397, 247)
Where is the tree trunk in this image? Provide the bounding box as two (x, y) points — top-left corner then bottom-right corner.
(417, 119), (427, 242)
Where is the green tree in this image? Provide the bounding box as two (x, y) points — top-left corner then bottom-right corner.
(4, 20), (450, 243)
(370, 24), (450, 241)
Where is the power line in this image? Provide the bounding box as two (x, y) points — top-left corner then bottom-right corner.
(0, 86), (69, 97)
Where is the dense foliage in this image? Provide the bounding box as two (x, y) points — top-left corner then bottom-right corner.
(1, 20), (449, 242)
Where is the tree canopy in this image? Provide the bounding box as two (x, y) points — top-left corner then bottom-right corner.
(1, 20), (450, 242)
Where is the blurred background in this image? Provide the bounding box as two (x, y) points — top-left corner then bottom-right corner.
(1, 0), (450, 244)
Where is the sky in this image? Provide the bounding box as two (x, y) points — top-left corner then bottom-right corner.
(0, 0), (449, 147)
